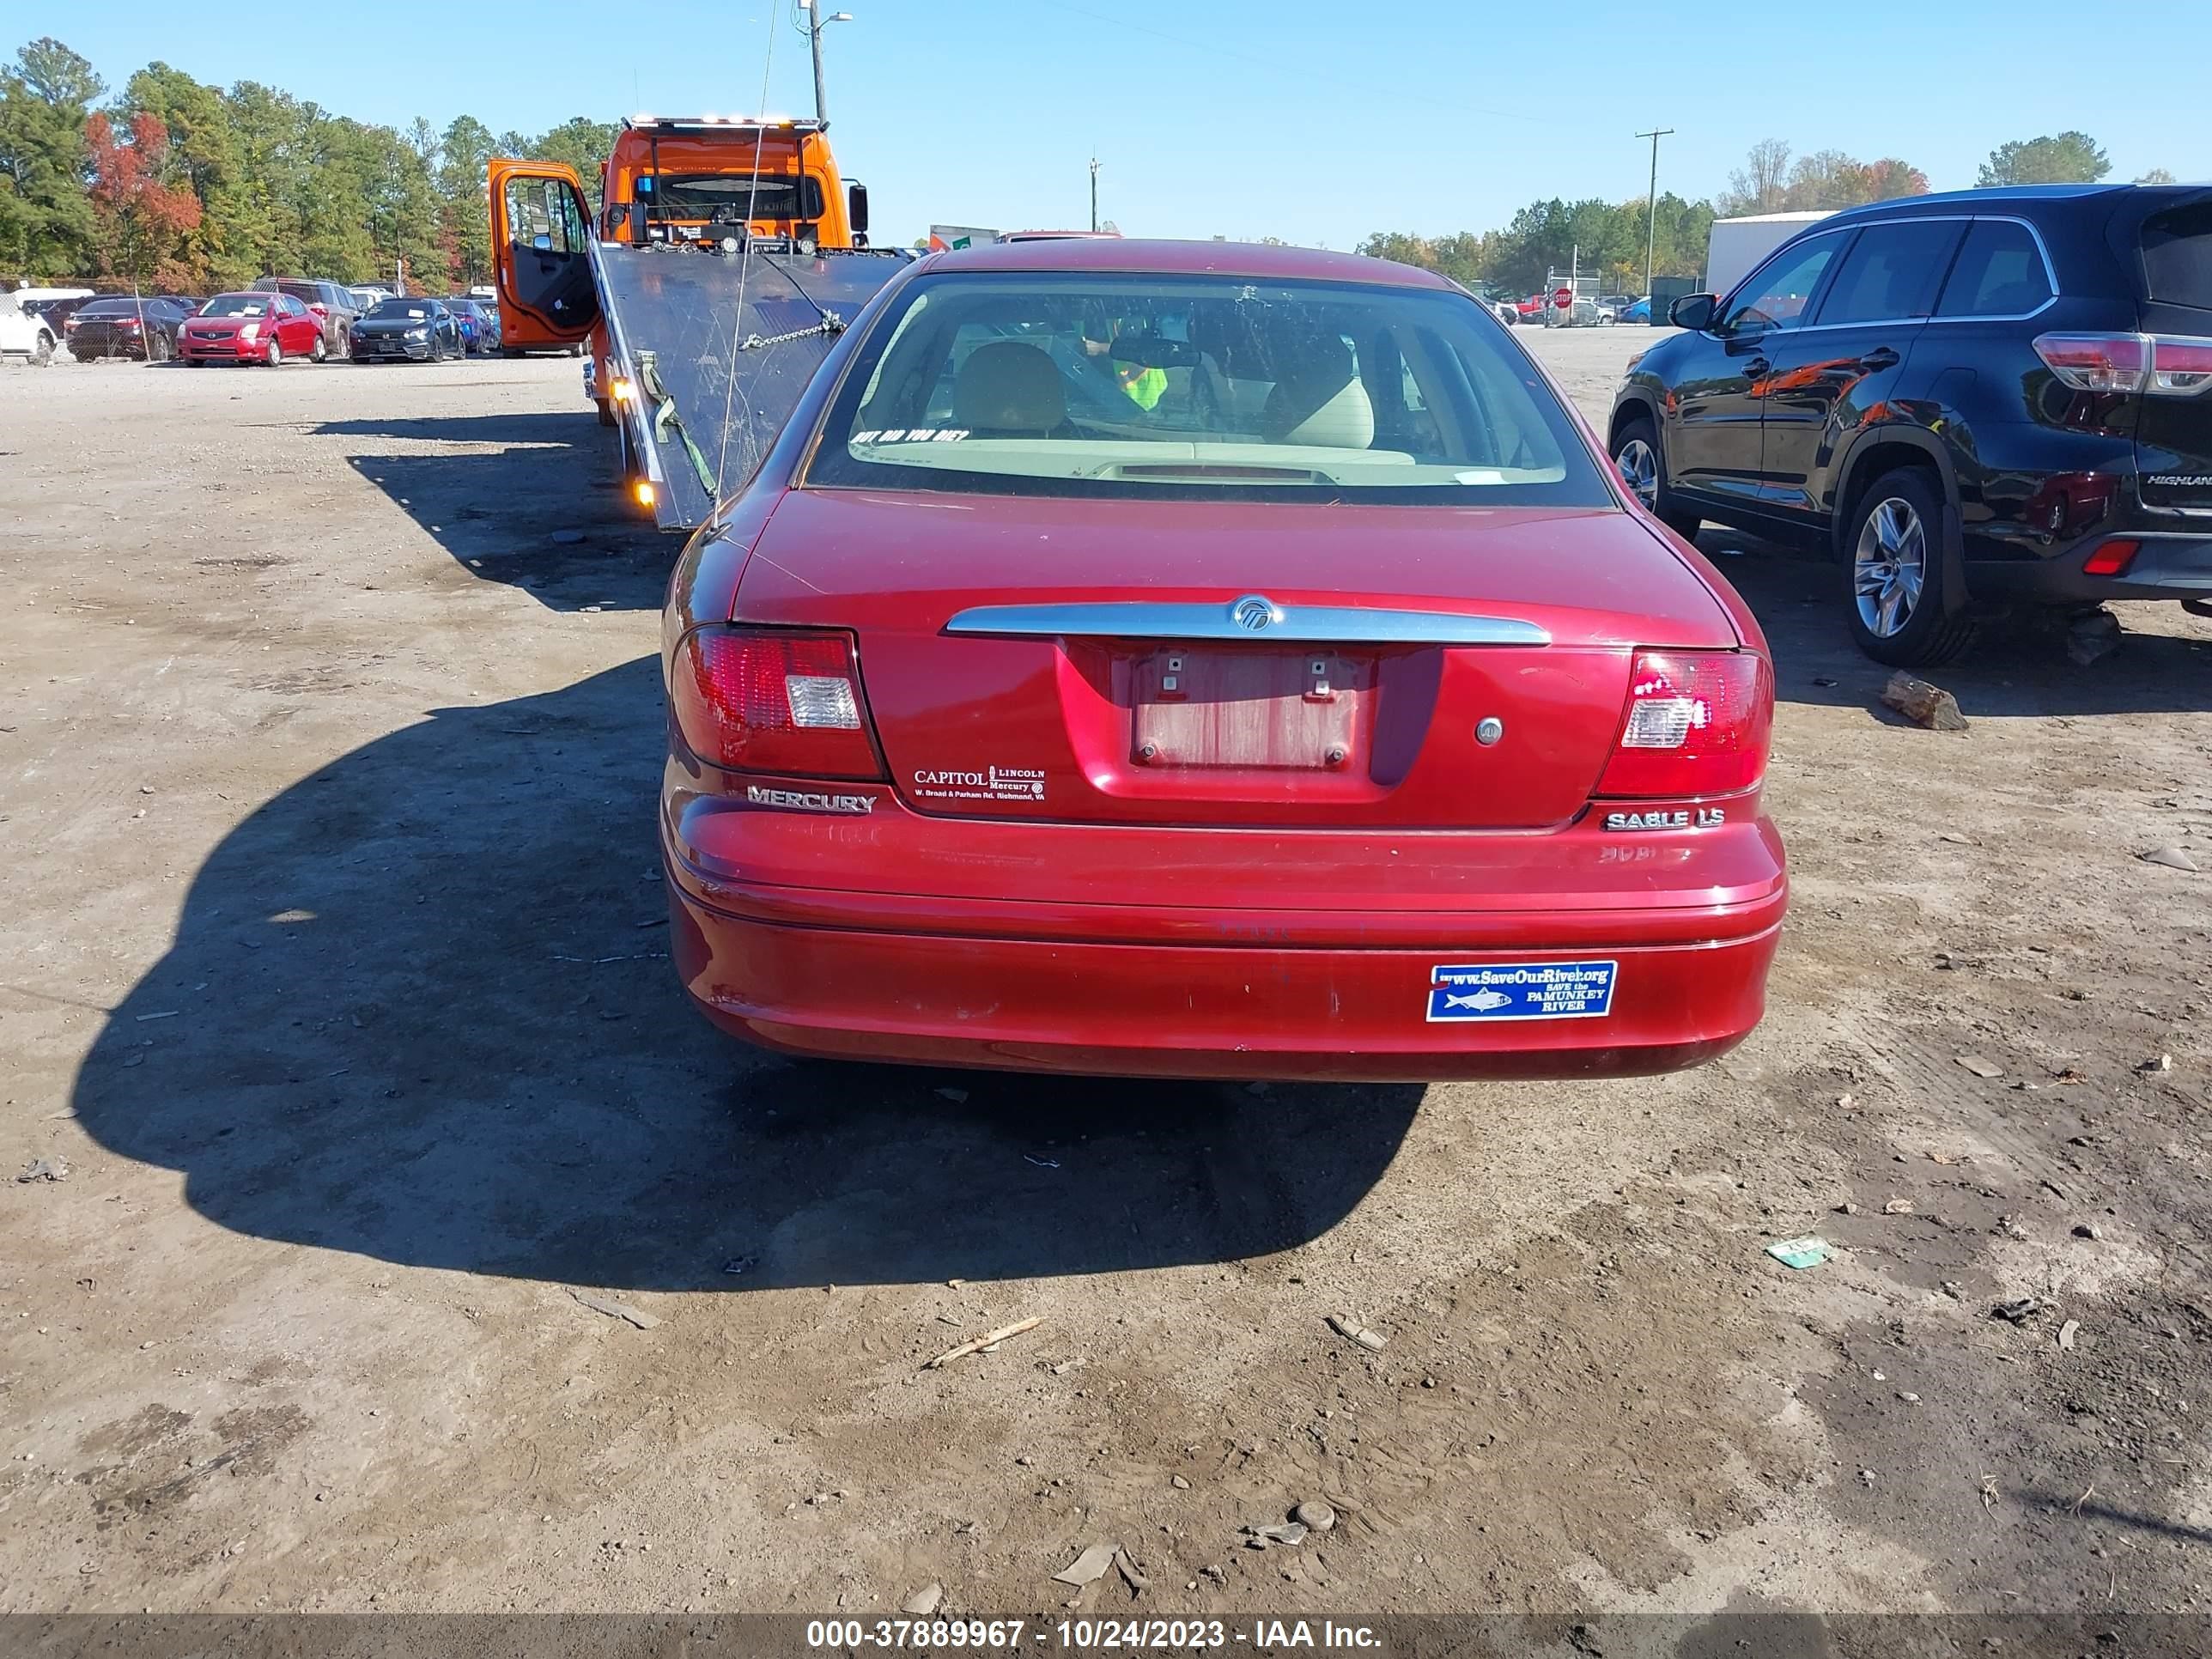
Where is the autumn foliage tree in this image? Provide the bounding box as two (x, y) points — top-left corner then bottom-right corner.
(85, 108), (200, 289)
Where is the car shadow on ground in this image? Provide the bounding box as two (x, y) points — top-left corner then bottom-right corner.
(307, 410), (672, 613)
(1699, 533), (2212, 719)
(68, 656), (1419, 1293)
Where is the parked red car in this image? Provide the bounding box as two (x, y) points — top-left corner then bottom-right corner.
(178, 292), (328, 365)
(661, 240), (1785, 1080)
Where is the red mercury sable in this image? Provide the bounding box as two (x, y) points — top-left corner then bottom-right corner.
(662, 240), (1786, 1080)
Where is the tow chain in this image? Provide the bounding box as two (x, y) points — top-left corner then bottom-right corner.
(738, 313), (845, 352)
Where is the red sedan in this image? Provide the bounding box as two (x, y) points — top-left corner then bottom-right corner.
(662, 240), (1785, 1080)
(178, 291), (328, 366)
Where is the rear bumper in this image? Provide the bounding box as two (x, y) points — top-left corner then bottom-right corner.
(665, 836), (1787, 1082)
(1968, 529), (2212, 603)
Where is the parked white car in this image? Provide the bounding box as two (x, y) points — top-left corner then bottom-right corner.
(0, 288), (61, 366)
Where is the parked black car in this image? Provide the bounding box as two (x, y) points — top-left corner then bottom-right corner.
(63, 295), (199, 361)
(1609, 184), (2212, 665)
(348, 297), (465, 362)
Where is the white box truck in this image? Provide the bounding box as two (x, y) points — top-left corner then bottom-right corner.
(1704, 210), (1834, 299)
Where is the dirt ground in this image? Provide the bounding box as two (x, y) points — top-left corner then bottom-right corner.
(3, 328), (2211, 1644)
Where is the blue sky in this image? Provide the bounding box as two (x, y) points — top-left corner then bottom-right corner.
(32, 0), (2212, 248)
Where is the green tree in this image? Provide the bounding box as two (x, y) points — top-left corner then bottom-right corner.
(222, 80), (313, 278)
(437, 113), (495, 285)
(531, 117), (617, 186)
(1978, 131), (2110, 186)
(2136, 167), (2177, 185)
(0, 37), (101, 274)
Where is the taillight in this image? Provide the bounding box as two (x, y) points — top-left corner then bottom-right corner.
(671, 626), (884, 780)
(1595, 650), (1772, 799)
(2033, 332), (2212, 397)
(2151, 337), (2212, 394)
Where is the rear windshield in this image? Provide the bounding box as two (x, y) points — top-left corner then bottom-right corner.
(78, 299), (144, 314)
(200, 295), (273, 317)
(2142, 201), (2212, 310)
(808, 271), (1608, 505)
(366, 300), (433, 319)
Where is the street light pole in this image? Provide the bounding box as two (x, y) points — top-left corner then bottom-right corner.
(1636, 127), (1674, 301)
(1090, 156), (1099, 233)
(796, 0), (854, 125)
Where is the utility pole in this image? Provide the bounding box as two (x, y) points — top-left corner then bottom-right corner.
(1090, 156), (1099, 233)
(1636, 128), (1674, 301)
(797, 0), (854, 125)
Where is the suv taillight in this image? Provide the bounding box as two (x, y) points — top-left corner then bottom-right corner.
(2033, 332), (2212, 397)
(1595, 651), (1772, 799)
(671, 626), (884, 780)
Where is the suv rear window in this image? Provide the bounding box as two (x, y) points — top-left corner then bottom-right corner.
(1936, 221), (2053, 317)
(810, 271), (1609, 505)
(2141, 202), (2212, 309)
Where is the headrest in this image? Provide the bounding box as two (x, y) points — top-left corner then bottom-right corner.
(952, 341), (1066, 434)
(1260, 336), (1375, 449)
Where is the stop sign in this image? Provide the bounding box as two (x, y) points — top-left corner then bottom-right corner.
(1553, 287), (1573, 308)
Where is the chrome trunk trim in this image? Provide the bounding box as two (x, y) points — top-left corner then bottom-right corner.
(944, 596), (1551, 647)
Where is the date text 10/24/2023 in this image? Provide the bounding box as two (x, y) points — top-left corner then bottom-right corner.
(804, 1619), (1383, 1650)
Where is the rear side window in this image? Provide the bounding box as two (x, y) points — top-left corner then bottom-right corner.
(2141, 202), (2212, 309)
(1936, 221), (2053, 317)
(1815, 219), (1961, 325)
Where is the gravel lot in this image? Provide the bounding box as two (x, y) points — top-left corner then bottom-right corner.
(3, 332), (2211, 1636)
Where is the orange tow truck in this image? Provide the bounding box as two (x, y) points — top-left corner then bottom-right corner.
(490, 117), (906, 529)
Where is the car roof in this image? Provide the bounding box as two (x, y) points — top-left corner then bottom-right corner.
(919, 236), (1453, 290)
(1824, 184), (2158, 224)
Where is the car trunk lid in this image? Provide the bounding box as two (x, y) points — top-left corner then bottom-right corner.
(732, 490), (1738, 830)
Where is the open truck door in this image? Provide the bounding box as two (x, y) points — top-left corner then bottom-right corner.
(489, 159), (599, 354)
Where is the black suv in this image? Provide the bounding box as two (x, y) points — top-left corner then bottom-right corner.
(1609, 185), (2212, 665)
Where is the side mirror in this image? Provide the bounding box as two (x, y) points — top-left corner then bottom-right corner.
(1668, 294), (1717, 331)
(847, 182), (870, 236)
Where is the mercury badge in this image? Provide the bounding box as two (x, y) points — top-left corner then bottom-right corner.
(1231, 594), (1282, 632)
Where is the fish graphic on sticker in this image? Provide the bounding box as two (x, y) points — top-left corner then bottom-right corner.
(1443, 989), (1512, 1012)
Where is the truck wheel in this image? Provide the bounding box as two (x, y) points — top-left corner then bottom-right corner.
(1611, 417), (1701, 542)
(1844, 466), (1977, 668)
